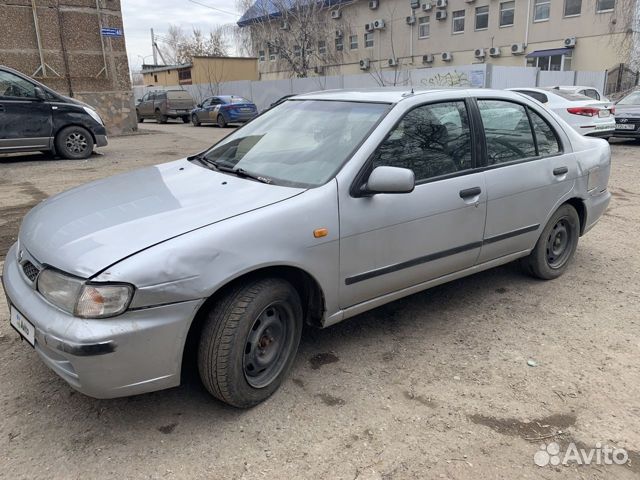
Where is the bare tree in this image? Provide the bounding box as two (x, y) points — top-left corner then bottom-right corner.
(159, 25), (229, 65)
(367, 3), (410, 87)
(235, 0), (348, 78)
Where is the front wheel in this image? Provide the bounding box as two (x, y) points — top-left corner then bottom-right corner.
(198, 278), (302, 408)
(191, 114), (201, 126)
(55, 126), (94, 159)
(522, 204), (580, 280)
(181, 115), (190, 123)
(217, 114), (227, 128)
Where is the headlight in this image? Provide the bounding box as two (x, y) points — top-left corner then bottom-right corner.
(37, 269), (133, 318)
(83, 106), (104, 126)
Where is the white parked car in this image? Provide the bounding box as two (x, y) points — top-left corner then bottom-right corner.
(510, 87), (615, 138)
(552, 85), (610, 103)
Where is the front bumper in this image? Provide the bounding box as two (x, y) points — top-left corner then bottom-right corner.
(95, 134), (108, 147)
(2, 243), (203, 398)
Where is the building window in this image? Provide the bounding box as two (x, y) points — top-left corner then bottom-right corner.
(364, 32), (374, 48)
(349, 34), (358, 49)
(418, 16), (430, 38)
(564, 0), (582, 16)
(335, 36), (344, 51)
(318, 40), (327, 55)
(529, 51), (572, 71)
(596, 0), (614, 12)
(452, 10), (465, 33)
(178, 68), (192, 84)
(293, 45), (301, 57)
(154, 74), (158, 83)
(269, 48), (276, 61)
(475, 6), (489, 30)
(534, 0), (550, 21)
(258, 50), (265, 62)
(499, 1), (515, 26)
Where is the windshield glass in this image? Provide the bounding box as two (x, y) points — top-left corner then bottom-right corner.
(617, 92), (640, 105)
(198, 100), (390, 187)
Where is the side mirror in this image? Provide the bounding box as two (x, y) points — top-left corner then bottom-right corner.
(34, 86), (46, 101)
(365, 166), (415, 195)
(197, 103), (203, 108)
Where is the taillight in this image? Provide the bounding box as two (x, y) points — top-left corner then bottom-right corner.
(567, 107), (599, 117)
(610, 106), (616, 115)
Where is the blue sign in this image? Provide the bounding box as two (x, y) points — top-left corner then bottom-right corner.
(101, 27), (123, 37)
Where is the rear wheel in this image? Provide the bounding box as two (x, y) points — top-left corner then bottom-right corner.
(522, 204), (580, 280)
(217, 114), (227, 128)
(55, 126), (94, 160)
(155, 109), (168, 124)
(181, 115), (190, 123)
(191, 114), (201, 126)
(136, 110), (143, 123)
(198, 278), (302, 408)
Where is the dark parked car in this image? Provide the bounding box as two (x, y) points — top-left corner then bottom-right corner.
(613, 90), (640, 139)
(191, 95), (258, 127)
(0, 65), (107, 159)
(136, 90), (195, 124)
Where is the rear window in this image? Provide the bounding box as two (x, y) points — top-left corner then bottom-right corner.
(516, 90), (548, 104)
(223, 96), (251, 104)
(166, 90), (193, 100)
(544, 89), (591, 102)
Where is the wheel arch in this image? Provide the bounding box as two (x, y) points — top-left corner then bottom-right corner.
(180, 265), (326, 380)
(563, 197), (587, 235)
(52, 123), (97, 156)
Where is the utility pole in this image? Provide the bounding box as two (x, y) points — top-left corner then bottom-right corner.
(151, 28), (158, 66)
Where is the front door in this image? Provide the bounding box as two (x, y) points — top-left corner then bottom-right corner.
(339, 99), (487, 308)
(474, 98), (577, 263)
(0, 70), (52, 151)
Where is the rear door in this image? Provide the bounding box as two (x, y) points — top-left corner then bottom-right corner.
(474, 98), (576, 263)
(0, 69), (52, 151)
(338, 99), (488, 308)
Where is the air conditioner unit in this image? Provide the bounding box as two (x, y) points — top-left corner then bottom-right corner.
(388, 57), (399, 67)
(369, 0), (379, 9)
(422, 54), (434, 63)
(511, 42), (526, 55)
(279, 21), (289, 30)
(564, 36), (577, 48)
(435, 10), (447, 20)
(489, 46), (501, 57)
(410, 0), (420, 8)
(465, 0), (475, 3)
(406, 15), (416, 24)
(331, 9), (341, 19)
(474, 48), (485, 59)
(365, 22), (374, 32)
(335, 29), (344, 38)
(373, 19), (385, 29)
(441, 51), (453, 62)
(359, 58), (371, 70)
(422, 2), (433, 10)
(436, 0), (447, 7)
(314, 66), (325, 75)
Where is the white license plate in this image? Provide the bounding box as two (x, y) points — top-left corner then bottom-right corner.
(616, 123), (635, 130)
(10, 305), (35, 346)
(598, 110), (610, 118)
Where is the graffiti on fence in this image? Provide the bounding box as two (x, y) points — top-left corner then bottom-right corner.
(419, 69), (485, 88)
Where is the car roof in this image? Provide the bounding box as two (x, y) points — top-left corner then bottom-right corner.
(288, 88), (525, 104)
(555, 85), (599, 91)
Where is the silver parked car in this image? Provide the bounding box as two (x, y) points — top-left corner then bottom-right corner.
(3, 89), (611, 408)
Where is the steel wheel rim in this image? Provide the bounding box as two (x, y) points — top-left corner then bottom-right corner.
(546, 217), (573, 269)
(65, 132), (87, 154)
(192, 115), (198, 125)
(243, 302), (293, 388)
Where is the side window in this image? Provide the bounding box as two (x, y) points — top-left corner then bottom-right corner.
(528, 108), (561, 156)
(582, 89), (600, 100)
(141, 93), (149, 102)
(372, 101), (473, 182)
(201, 98), (211, 107)
(477, 100), (536, 165)
(0, 71), (37, 98)
(516, 90), (548, 104)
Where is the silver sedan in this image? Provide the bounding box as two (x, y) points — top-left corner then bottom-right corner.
(3, 88), (611, 407)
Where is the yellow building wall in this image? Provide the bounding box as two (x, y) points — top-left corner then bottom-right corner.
(142, 68), (179, 87)
(191, 57), (259, 83)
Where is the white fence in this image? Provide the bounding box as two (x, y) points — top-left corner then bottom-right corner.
(133, 64), (607, 112)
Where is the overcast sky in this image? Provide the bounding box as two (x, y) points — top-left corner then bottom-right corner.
(121, 0), (243, 70)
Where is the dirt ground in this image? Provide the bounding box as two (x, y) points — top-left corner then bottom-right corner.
(0, 123), (639, 480)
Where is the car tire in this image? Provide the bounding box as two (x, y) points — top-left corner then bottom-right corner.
(136, 111), (144, 123)
(192, 114), (201, 127)
(522, 204), (580, 280)
(155, 109), (168, 124)
(198, 278), (303, 408)
(217, 114), (227, 128)
(55, 126), (94, 160)
(181, 115), (190, 123)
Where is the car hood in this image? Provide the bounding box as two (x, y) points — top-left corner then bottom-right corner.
(19, 158), (304, 278)
(615, 104), (640, 117)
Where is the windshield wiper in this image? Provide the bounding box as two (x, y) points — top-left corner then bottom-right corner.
(193, 155), (273, 184)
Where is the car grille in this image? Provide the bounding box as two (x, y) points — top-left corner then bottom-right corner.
(617, 117), (640, 125)
(22, 261), (40, 282)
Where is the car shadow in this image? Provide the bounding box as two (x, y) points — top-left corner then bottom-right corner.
(0, 151), (103, 164)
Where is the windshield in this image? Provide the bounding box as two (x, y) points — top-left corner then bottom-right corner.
(198, 100), (390, 187)
(617, 91), (640, 105)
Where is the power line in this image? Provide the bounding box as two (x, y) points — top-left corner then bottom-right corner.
(187, 0), (241, 17)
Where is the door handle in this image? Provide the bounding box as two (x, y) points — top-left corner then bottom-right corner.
(459, 187), (482, 199)
(553, 166), (568, 176)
